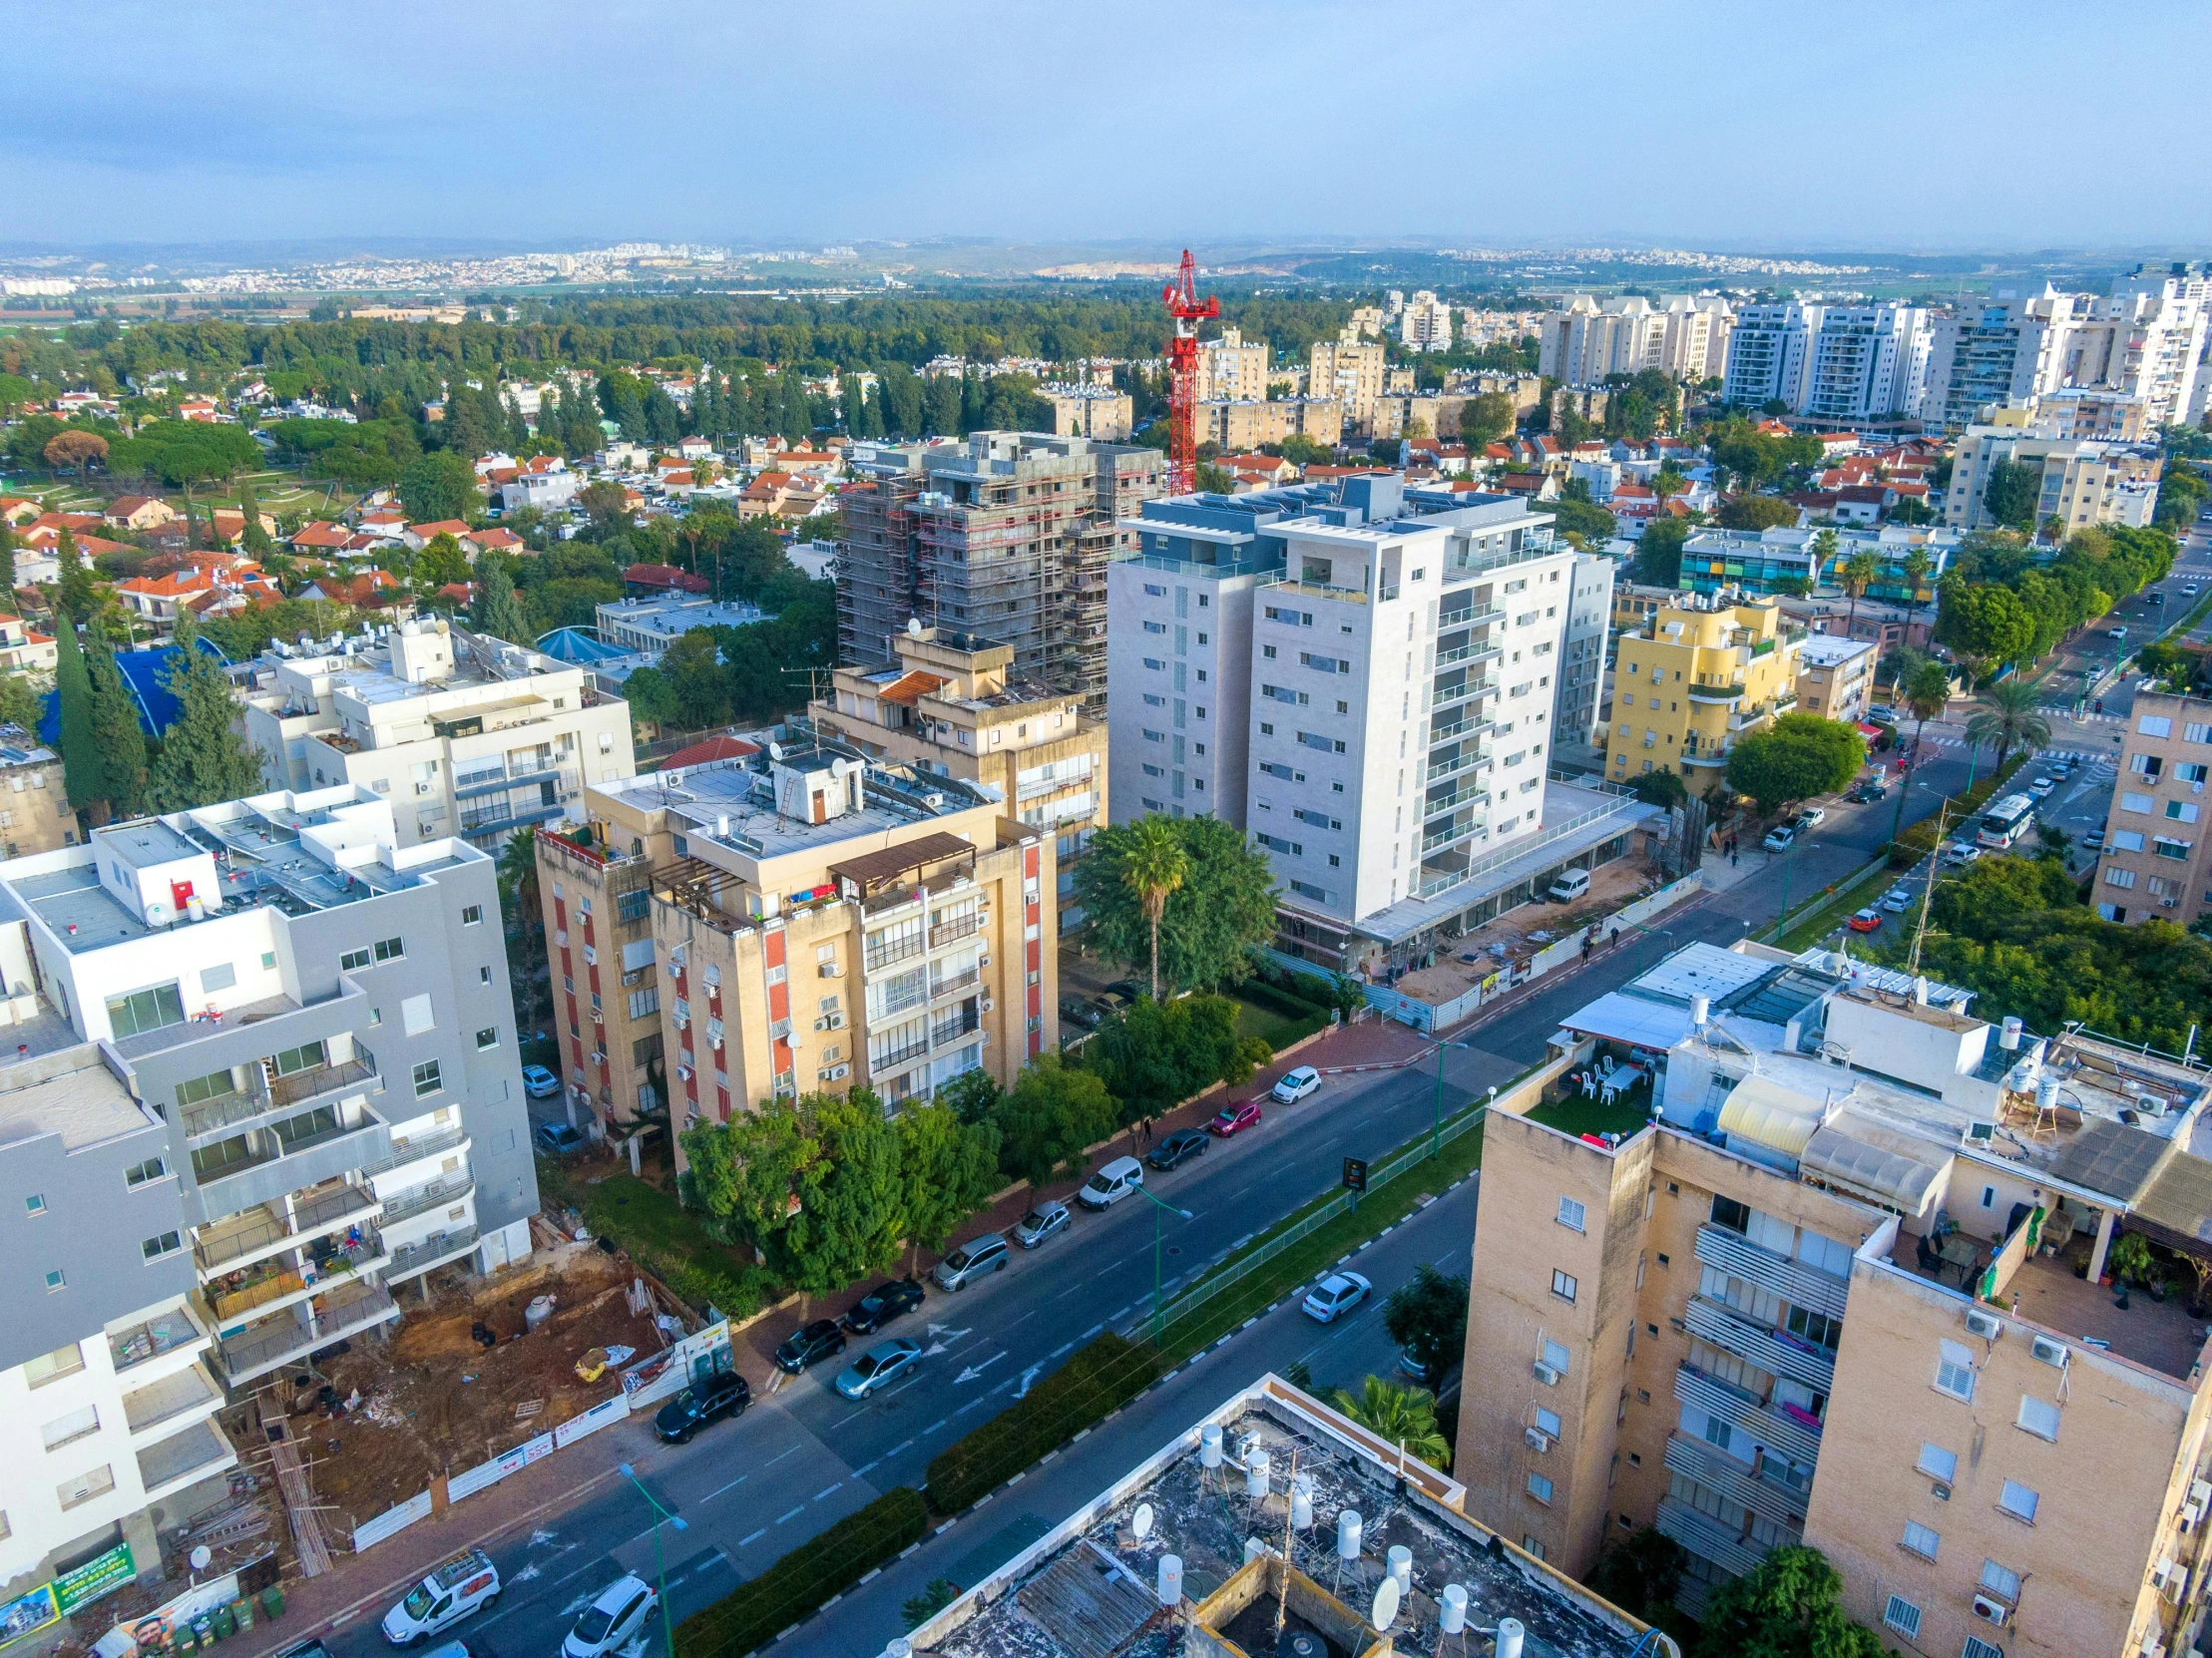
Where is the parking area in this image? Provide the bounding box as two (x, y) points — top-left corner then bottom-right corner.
(1390, 857), (1659, 1007)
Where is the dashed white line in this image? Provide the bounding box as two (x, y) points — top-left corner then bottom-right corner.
(814, 1482), (844, 1501)
(764, 1446), (801, 1467)
(924, 1419), (949, 1435)
(885, 1438), (915, 1456)
(1050, 1341), (1074, 1359)
(775, 1505), (804, 1525)
(739, 1528), (767, 1547)
(701, 1473), (748, 1501)
(850, 1457), (881, 1476)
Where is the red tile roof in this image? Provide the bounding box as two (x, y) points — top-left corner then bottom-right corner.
(625, 563), (708, 595)
(659, 735), (762, 771)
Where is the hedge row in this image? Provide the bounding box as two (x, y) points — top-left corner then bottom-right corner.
(925, 1333), (1160, 1512)
(674, 1486), (929, 1658)
(1240, 976), (1335, 1022)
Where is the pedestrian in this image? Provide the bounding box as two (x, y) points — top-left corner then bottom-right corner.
(1731, 847), (1739, 868)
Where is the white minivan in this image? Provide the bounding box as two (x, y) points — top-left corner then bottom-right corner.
(1547, 868), (1592, 904)
(382, 1550), (500, 1646)
(1079, 1156), (1145, 1209)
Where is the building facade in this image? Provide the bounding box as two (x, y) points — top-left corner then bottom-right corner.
(0, 736), (73, 860)
(1037, 384), (1133, 442)
(1680, 525), (1956, 608)
(2092, 693), (2212, 926)
(1604, 591), (1804, 785)
(1722, 303), (1824, 411)
(1944, 412), (2162, 533)
(1196, 396), (1343, 453)
(1399, 290), (1454, 352)
(1538, 294), (1734, 387)
(594, 596), (768, 657)
(1793, 632), (1877, 723)
(1797, 304), (1932, 427)
(235, 618), (636, 850)
(1194, 328), (1271, 405)
(1557, 552), (1617, 746)
(1308, 335), (1389, 433)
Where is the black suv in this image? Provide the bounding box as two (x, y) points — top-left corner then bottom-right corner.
(1147, 1128), (1209, 1171)
(655, 1370), (750, 1443)
(841, 1278), (926, 1335)
(774, 1319), (848, 1374)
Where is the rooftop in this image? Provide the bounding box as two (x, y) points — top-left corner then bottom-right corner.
(0, 1043), (163, 1152)
(595, 595), (771, 639)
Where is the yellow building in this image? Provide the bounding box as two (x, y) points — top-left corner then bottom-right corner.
(809, 624), (1106, 927)
(1605, 591), (1804, 785)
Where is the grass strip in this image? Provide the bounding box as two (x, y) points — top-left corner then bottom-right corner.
(674, 1486), (928, 1658)
(575, 1171), (781, 1319)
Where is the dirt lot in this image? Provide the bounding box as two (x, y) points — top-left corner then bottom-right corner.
(1391, 857), (1660, 1008)
(291, 1244), (668, 1530)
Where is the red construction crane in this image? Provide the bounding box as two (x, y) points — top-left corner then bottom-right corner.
(1161, 248), (1219, 496)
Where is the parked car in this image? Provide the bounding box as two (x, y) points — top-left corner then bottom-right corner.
(1058, 996), (1104, 1030)
(1301, 1271), (1373, 1324)
(382, 1550), (501, 1646)
(1547, 868), (1592, 904)
(535, 1121), (587, 1155)
(1078, 1156), (1146, 1209)
(563, 1577), (658, 1658)
(1846, 781), (1885, 804)
(1847, 909), (1883, 934)
(935, 1232), (1010, 1290)
(1209, 1098), (1264, 1137)
(1869, 703), (1898, 723)
(1762, 826), (1796, 853)
(1014, 1201), (1071, 1250)
(835, 1337), (923, 1400)
(1271, 1065), (1323, 1104)
(1146, 1128), (1209, 1171)
(841, 1278), (926, 1334)
(773, 1319), (847, 1374)
(1879, 887), (1915, 915)
(522, 1065), (563, 1099)
(654, 1369), (749, 1443)
(2084, 827), (2106, 850)
(1793, 807), (1828, 829)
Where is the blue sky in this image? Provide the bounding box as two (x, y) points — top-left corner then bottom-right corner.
(9, 1), (2209, 253)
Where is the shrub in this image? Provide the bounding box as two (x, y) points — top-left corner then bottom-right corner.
(674, 1486), (928, 1658)
(926, 1334), (1160, 1512)
(580, 1175), (779, 1320)
(1238, 978), (1331, 1022)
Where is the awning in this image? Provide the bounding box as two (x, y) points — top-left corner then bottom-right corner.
(1803, 1116), (1943, 1214)
(1716, 1075), (1825, 1158)
(1556, 991), (1693, 1052)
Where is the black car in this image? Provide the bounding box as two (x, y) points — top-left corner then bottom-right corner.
(654, 1370), (750, 1443)
(1147, 1128), (1209, 1171)
(841, 1278), (926, 1335)
(773, 1319), (848, 1374)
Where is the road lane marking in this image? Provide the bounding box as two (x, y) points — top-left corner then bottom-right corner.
(1050, 1341), (1074, 1359)
(739, 1528), (767, 1547)
(775, 1506), (804, 1525)
(924, 1418), (948, 1434)
(764, 1446), (800, 1466)
(1082, 1323), (1104, 1340)
(851, 1457), (881, 1476)
(885, 1438), (915, 1455)
(701, 1473), (748, 1501)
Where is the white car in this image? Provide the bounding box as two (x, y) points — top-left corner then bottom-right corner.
(1302, 1271), (1372, 1324)
(1762, 826), (1796, 853)
(2027, 776), (2055, 799)
(521, 1064), (562, 1099)
(1793, 806), (1827, 829)
(1944, 841), (1983, 865)
(1879, 887), (1915, 915)
(383, 1550), (501, 1647)
(563, 1576), (658, 1658)
(1078, 1155), (1146, 1209)
(1271, 1065), (1322, 1104)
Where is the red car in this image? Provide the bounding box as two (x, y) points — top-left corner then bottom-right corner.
(1209, 1098), (1264, 1137)
(1846, 908), (1883, 934)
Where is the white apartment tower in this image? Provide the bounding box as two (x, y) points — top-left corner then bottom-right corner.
(1399, 291), (1455, 353)
(1722, 301), (1824, 411)
(1539, 294), (1735, 386)
(1798, 304), (1931, 426)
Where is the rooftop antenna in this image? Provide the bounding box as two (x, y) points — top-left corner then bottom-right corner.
(1274, 1446), (1300, 1643)
(1909, 800), (1950, 980)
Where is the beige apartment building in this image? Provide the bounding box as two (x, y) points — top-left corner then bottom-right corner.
(538, 745), (1054, 1145)
(1309, 334), (1389, 433)
(1793, 632), (1877, 723)
(1196, 396), (1343, 453)
(1946, 407), (2163, 533)
(1604, 590), (1804, 786)
(2093, 691), (2212, 927)
(1038, 384), (1133, 441)
(808, 624), (1105, 927)
(1194, 327), (1272, 405)
(1460, 936), (2212, 1658)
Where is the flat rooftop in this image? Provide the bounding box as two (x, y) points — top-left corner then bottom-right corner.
(0, 1044), (162, 1151)
(605, 754), (1003, 865)
(597, 596), (769, 636)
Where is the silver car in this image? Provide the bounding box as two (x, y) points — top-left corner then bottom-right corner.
(934, 1232), (1009, 1290)
(1015, 1200), (1070, 1250)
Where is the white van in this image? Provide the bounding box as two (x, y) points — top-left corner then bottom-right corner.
(1548, 868), (1592, 904)
(383, 1549), (500, 1646)
(1079, 1156), (1145, 1209)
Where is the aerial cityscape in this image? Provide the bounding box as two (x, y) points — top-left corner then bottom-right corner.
(0, 9), (2209, 1658)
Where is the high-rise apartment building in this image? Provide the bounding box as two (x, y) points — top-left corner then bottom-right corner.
(836, 433), (1163, 706)
(1193, 327), (1272, 405)
(235, 618), (635, 850)
(2105, 262), (2210, 430)
(1603, 591), (1804, 785)
(1399, 290), (1454, 353)
(1944, 410), (2162, 533)
(1461, 935), (2212, 1658)
(1798, 304), (1931, 426)
(2091, 691), (2212, 927)
(545, 746), (1054, 1144)
(1558, 553), (1617, 746)
(1722, 302), (1824, 411)
(1308, 334), (1390, 433)
(807, 624), (1106, 928)
(1538, 294), (1735, 386)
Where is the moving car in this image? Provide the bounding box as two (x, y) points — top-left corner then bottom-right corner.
(535, 1121), (588, 1155)
(654, 1369), (749, 1444)
(1762, 826), (1796, 853)
(1846, 781), (1886, 804)
(1879, 887), (1915, 915)
(1146, 1128), (1209, 1171)
(522, 1065), (563, 1099)
(1943, 841), (1982, 865)
(1301, 1271), (1373, 1324)
(563, 1576), (658, 1658)
(841, 1278), (926, 1333)
(382, 1550), (501, 1646)
(1014, 1201), (1071, 1250)
(1847, 909), (1883, 934)
(1209, 1098), (1264, 1137)
(2027, 776), (2055, 799)
(2111, 626), (2129, 642)
(1078, 1156), (1146, 1209)
(1793, 807), (1828, 829)
(1271, 1065), (1323, 1104)
(773, 1319), (847, 1374)
(835, 1337), (923, 1400)
(1869, 703), (1898, 722)
(934, 1232), (1010, 1290)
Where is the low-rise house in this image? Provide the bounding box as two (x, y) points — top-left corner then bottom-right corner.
(103, 496), (179, 533)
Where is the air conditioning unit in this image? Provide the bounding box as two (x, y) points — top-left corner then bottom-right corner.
(2184, 1480), (2212, 1534)
(1931, 1479), (1953, 1501)
(978, 953), (990, 968)
(590, 1051), (607, 1066)
(819, 963), (843, 979)
(1972, 1593), (2011, 1626)
(676, 1063), (693, 1082)
(1965, 1307), (2003, 1340)
(819, 1063), (851, 1082)
(1524, 1428), (1551, 1452)
(672, 1012), (688, 1030)
(1532, 1361), (1560, 1386)
(2152, 1557), (2182, 1598)
(583, 946), (597, 966)
(590, 1007), (604, 1023)
(980, 997), (995, 1013)
(2164, 898), (2180, 908)
(415, 781), (434, 795)
(2030, 1335), (2070, 1368)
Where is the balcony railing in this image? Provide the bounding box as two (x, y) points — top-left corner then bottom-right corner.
(1684, 1296), (1837, 1393)
(386, 1226), (480, 1282)
(110, 1309), (209, 1375)
(864, 932), (927, 974)
(1694, 1224), (1849, 1321)
(219, 1281), (398, 1384)
(269, 1054), (380, 1109)
(1686, 681), (1746, 704)
(1437, 604), (1506, 630)
(194, 1184), (381, 1275)
(357, 1126), (469, 1179)
(1431, 678), (1497, 715)
(1429, 714), (1497, 745)
(379, 1175), (474, 1228)
(931, 1011), (979, 1047)
(871, 1038), (930, 1073)
(1655, 1497), (1772, 1582)
(1421, 819), (1486, 855)
(1424, 786), (1491, 819)
(1662, 1434), (1811, 1533)
(930, 966), (982, 1002)
(929, 913), (981, 949)
(1674, 1362), (1822, 1470)
(1426, 750), (1492, 784)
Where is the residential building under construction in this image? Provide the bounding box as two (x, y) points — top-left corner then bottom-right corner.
(837, 432), (1163, 706)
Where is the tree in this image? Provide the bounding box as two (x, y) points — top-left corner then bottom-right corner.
(411, 532), (473, 594)
(1075, 815), (1277, 997)
(1806, 527), (1839, 587)
(54, 530), (99, 622)
(1382, 1265), (1468, 1381)
(1587, 1529), (1685, 1621)
(894, 1102), (1000, 1263)
(1716, 493), (1800, 531)
(1085, 994), (1247, 1124)
(1695, 1545), (1886, 1658)
(1725, 713), (1866, 815)
(236, 483), (272, 557)
(1456, 392), (1516, 447)
(471, 556), (533, 644)
(661, 628), (733, 729)
(147, 622), (267, 810)
(1901, 545), (1934, 629)
(1981, 457), (2039, 531)
(397, 451), (478, 524)
(1963, 678), (2052, 775)
(1631, 515), (1690, 587)
(85, 636), (149, 819)
(43, 430), (108, 475)
(986, 1056), (1117, 1186)
(1330, 1378), (1450, 1469)
(52, 619), (100, 825)
(679, 1096), (818, 1269)
(1839, 551), (1877, 636)
(1936, 575), (2036, 671)
(0, 521), (15, 612)
(781, 1092), (908, 1296)
(1549, 479), (1616, 546)
(576, 479), (632, 528)
(0, 672), (41, 733)
(1117, 815), (1187, 1002)
(1893, 658), (1954, 818)
(1628, 769), (1688, 808)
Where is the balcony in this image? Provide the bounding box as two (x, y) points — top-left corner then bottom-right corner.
(1674, 1363), (1822, 1470)
(270, 1054), (381, 1110)
(1429, 714), (1497, 745)
(1694, 1224), (1849, 1321)
(1437, 604), (1506, 631)
(379, 1175), (474, 1228)
(871, 1038), (930, 1074)
(109, 1306), (213, 1378)
(386, 1226), (480, 1285)
(1684, 1297), (1838, 1393)
(1663, 1434), (1812, 1533)
(195, 1183), (382, 1277)
(1424, 785), (1491, 819)
(1686, 681), (1746, 704)
(1426, 749), (1492, 785)
(453, 762), (561, 801)
(137, 1418), (237, 1502)
(1421, 817), (1487, 855)
(929, 912), (982, 949)
(1431, 677), (1497, 715)
(209, 1231), (383, 1324)
(185, 1057), (383, 1146)
(931, 1008), (980, 1047)
(864, 931), (927, 975)
(219, 1281), (399, 1386)
(930, 966), (982, 1002)
(1655, 1497), (1771, 1582)
(123, 1364), (224, 1444)
(193, 1108), (390, 1213)
(460, 799), (567, 839)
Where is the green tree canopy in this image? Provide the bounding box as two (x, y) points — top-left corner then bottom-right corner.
(85, 636), (149, 820)
(1631, 515), (1690, 587)
(1074, 814), (1278, 995)
(893, 1103), (1002, 1255)
(1980, 456), (2039, 530)
(471, 555), (533, 643)
(1935, 575), (2036, 669)
(398, 451), (479, 524)
(147, 622), (268, 811)
(1083, 994), (1249, 1124)
(1724, 712), (1866, 815)
(1694, 1544), (1886, 1658)
(1382, 1264), (1469, 1380)
(1716, 493), (1801, 532)
(986, 1055), (1118, 1186)
(52, 618), (100, 819)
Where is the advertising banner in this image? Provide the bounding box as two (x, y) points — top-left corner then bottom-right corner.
(54, 1544), (135, 1614)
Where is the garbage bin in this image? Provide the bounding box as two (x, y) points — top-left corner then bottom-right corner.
(212, 1605), (235, 1640)
(229, 1598), (253, 1633)
(260, 1586), (284, 1620)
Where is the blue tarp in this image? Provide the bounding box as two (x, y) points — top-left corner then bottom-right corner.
(40, 635), (233, 743)
(534, 626), (634, 664)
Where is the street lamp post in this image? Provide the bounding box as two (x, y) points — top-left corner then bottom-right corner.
(618, 1461), (688, 1658)
(1430, 1036), (1482, 1159)
(1130, 1184), (1194, 1343)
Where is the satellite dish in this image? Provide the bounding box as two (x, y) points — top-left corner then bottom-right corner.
(1130, 1502), (1153, 1540)
(190, 1546), (212, 1572)
(1370, 1579), (1401, 1633)
(908, 617), (925, 636)
(144, 900), (175, 927)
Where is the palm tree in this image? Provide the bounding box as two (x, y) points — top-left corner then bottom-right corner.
(1841, 552), (1879, 638)
(1807, 527), (1839, 589)
(1897, 659), (1953, 798)
(1964, 678), (2053, 776)
(1901, 546), (1934, 639)
(1331, 1377), (1451, 1469)
(1119, 816), (1189, 1002)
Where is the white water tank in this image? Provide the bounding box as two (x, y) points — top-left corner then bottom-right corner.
(1156, 1554), (1183, 1607)
(1246, 1449), (1271, 1499)
(1440, 1584), (1469, 1634)
(1337, 1508), (1363, 1560)
(1198, 1425), (1223, 1468)
(1496, 1617), (1526, 1658)
(2000, 1016), (2022, 1051)
(1290, 1474), (1314, 1530)
(1690, 995), (1710, 1027)
(2038, 1077), (2062, 1111)
(1388, 1544), (1413, 1592)
(1913, 975), (1931, 1005)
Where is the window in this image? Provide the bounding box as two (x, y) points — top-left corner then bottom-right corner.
(479, 967), (492, 986)
(25, 1342), (83, 1387)
(1964, 1638), (2003, 1658)
(2172, 801), (2203, 823)
(105, 983), (185, 1038)
(2140, 714), (2174, 737)
(1534, 1407), (1561, 1438)
(1979, 1559), (2021, 1603)
(124, 1156), (167, 1189)
(2016, 1395), (2059, 1441)
(45, 1269), (65, 1292)
(1785, 1306), (1842, 1352)
(141, 1231), (182, 1263)
(1997, 1480), (2038, 1523)
(23, 1192), (45, 1216)
(1550, 1269), (1578, 1304)
(272, 1040), (325, 1076)
(1881, 1595), (1922, 1639)
(462, 904), (484, 926)
(201, 963), (236, 994)
(1526, 1472), (1553, 1504)
(1710, 1194), (1750, 1233)
(374, 937), (404, 962)
(1900, 1520), (1941, 1559)
(1935, 1340), (1977, 1402)
(1916, 1443), (1959, 1481)
(1556, 1196), (1586, 1232)
(1542, 1338), (1569, 1376)
(2121, 791), (2155, 813)
(475, 1027), (499, 1051)
(411, 1059), (443, 1098)
(339, 947), (371, 972)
